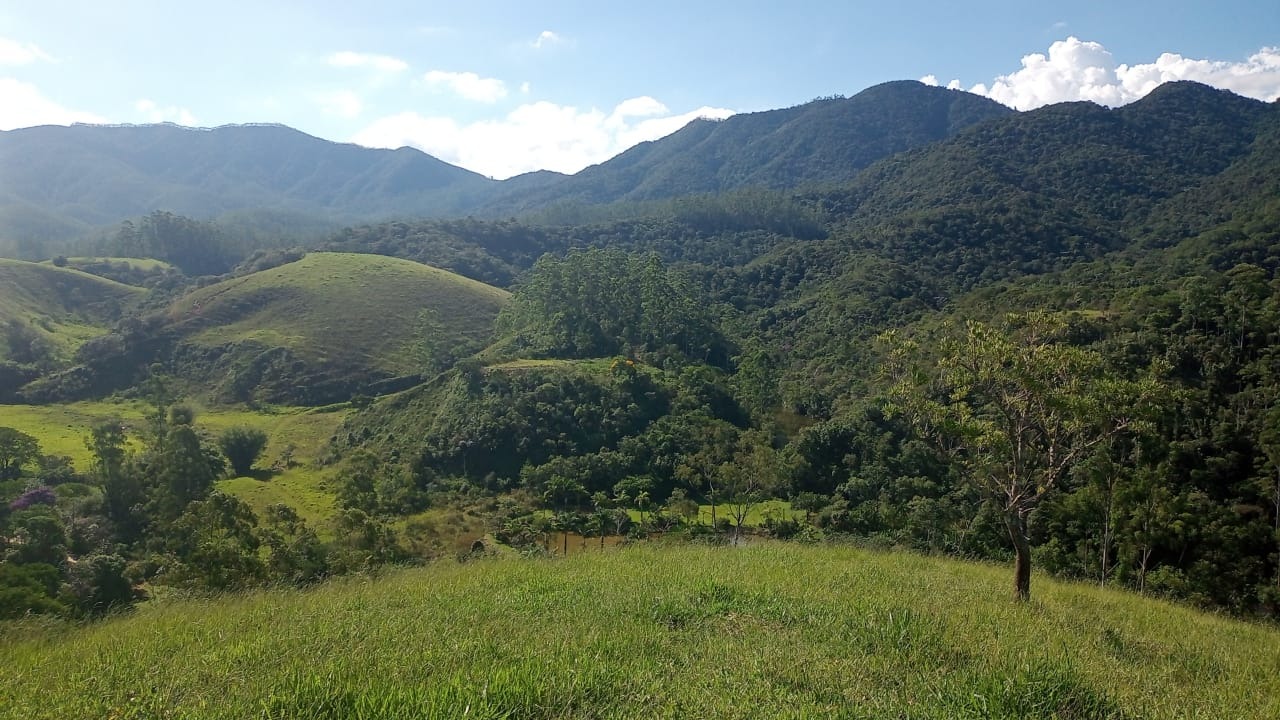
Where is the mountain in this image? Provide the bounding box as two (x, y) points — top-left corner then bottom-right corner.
(0, 82), (1012, 253)
(0, 123), (497, 243)
(483, 81), (1013, 212)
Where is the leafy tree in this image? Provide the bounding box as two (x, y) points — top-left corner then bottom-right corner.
(87, 419), (143, 542)
(259, 504), (328, 585)
(718, 433), (784, 539)
(66, 554), (134, 615)
(0, 427), (40, 480)
(7, 508), (69, 567)
(884, 314), (1165, 601)
(165, 492), (264, 590)
(219, 426), (269, 476)
(0, 562), (67, 619)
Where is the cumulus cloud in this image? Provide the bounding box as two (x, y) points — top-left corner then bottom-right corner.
(313, 90), (363, 118)
(135, 99), (197, 126)
(0, 37), (53, 66)
(328, 51), (408, 73)
(422, 70), (508, 103)
(532, 30), (562, 49)
(352, 97), (735, 178)
(959, 37), (1280, 110)
(0, 77), (103, 129)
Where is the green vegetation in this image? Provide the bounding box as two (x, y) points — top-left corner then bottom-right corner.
(4, 81), (1280, 712)
(219, 426), (269, 476)
(0, 258), (141, 365)
(3, 544), (1278, 719)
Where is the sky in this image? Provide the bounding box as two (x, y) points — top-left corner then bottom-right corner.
(1, 1), (1278, 179)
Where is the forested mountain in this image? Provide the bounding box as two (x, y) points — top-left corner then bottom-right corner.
(0, 81), (1009, 256)
(0, 122), (498, 246)
(485, 81), (1012, 212)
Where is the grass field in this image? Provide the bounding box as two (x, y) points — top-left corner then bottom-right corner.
(167, 252), (509, 377)
(2, 400), (348, 527)
(2, 543), (1277, 719)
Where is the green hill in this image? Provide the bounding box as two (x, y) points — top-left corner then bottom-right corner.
(2, 544), (1277, 719)
(0, 258), (143, 363)
(166, 252), (509, 404)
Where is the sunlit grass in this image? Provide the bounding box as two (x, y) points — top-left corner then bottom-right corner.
(169, 252), (509, 377)
(5, 400), (347, 526)
(3, 543), (1276, 719)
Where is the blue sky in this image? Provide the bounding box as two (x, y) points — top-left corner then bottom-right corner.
(1, 1), (1277, 178)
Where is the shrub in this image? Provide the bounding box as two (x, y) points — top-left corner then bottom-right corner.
(219, 426), (269, 476)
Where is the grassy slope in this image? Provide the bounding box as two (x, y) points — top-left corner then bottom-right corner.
(2, 400), (347, 528)
(168, 252), (509, 377)
(0, 258), (143, 362)
(2, 544), (1277, 719)
(42, 257), (176, 272)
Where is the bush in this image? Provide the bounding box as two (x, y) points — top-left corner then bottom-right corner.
(219, 426), (269, 476)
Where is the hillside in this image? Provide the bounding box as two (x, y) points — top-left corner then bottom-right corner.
(486, 81), (1012, 212)
(0, 258), (143, 364)
(166, 252), (509, 404)
(2, 544), (1277, 719)
(0, 123), (496, 244)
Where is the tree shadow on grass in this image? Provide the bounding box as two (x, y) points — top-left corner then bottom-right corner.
(242, 468), (281, 482)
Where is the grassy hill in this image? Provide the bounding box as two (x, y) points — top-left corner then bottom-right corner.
(0, 258), (143, 363)
(2, 543), (1277, 719)
(166, 252), (509, 404)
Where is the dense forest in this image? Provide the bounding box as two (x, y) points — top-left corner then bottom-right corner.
(2, 79), (1280, 625)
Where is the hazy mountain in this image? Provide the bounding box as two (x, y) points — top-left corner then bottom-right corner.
(0, 123), (497, 243)
(0, 82), (1014, 250)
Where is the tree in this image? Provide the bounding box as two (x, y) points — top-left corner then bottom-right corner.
(0, 427), (40, 480)
(87, 419), (143, 541)
(166, 492), (264, 590)
(883, 314), (1164, 602)
(259, 504), (328, 585)
(219, 426), (269, 476)
(718, 433), (783, 541)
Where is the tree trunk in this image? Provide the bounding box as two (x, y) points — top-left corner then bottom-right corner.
(1004, 510), (1032, 602)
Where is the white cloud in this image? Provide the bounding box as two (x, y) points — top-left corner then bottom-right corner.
(328, 51), (408, 73)
(959, 37), (1280, 110)
(0, 77), (104, 129)
(422, 70), (507, 103)
(0, 37), (53, 66)
(352, 97), (735, 179)
(532, 30), (562, 49)
(919, 74), (939, 87)
(313, 90), (363, 118)
(135, 99), (197, 126)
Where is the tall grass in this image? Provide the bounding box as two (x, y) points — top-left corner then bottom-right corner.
(3, 543), (1277, 719)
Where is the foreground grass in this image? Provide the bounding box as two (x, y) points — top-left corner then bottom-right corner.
(3, 543), (1277, 719)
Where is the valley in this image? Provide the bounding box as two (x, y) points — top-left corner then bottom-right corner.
(2, 77), (1280, 718)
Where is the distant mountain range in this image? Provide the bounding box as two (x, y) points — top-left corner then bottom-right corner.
(0, 81), (1012, 249)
